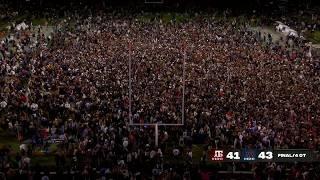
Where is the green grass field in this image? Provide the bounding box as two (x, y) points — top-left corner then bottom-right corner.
(0, 136), (20, 152)
(307, 31), (320, 44)
(0, 126), (211, 168)
(0, 128), (60, 168)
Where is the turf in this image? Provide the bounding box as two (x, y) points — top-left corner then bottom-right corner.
(308, 31), (320, 44)
(0, 130), (20, 153)
(0, 128), (61, 168)
(192, 144), (204, 163)
(32, 18), (48, 26)
(32, 155), (56, 167)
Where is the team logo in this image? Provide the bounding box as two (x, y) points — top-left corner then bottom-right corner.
(210, 150), (224, 161)
(242, 148), (257, 161)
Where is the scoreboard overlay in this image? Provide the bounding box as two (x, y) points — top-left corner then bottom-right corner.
(208, 149), (316, 162)
(273, 149), (314, 162)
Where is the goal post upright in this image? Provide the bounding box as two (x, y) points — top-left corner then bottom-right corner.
(128, 40), (186, 147)
(182, 41), (186, 126)
(128, 41), (133, 125)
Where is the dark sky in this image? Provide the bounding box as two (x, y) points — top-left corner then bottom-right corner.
(1, 0), (319, 12)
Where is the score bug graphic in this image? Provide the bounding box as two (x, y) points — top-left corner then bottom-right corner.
(209, 150), (241, 162)
(241, 148), (257, 161)
(225, 151), (241, 162)
(274, 149), (315, 162)
(257, 151), (274, 162)
(209, 149), (225, 161)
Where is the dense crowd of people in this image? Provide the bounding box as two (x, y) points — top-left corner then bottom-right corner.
(0, 5), (320, 179)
